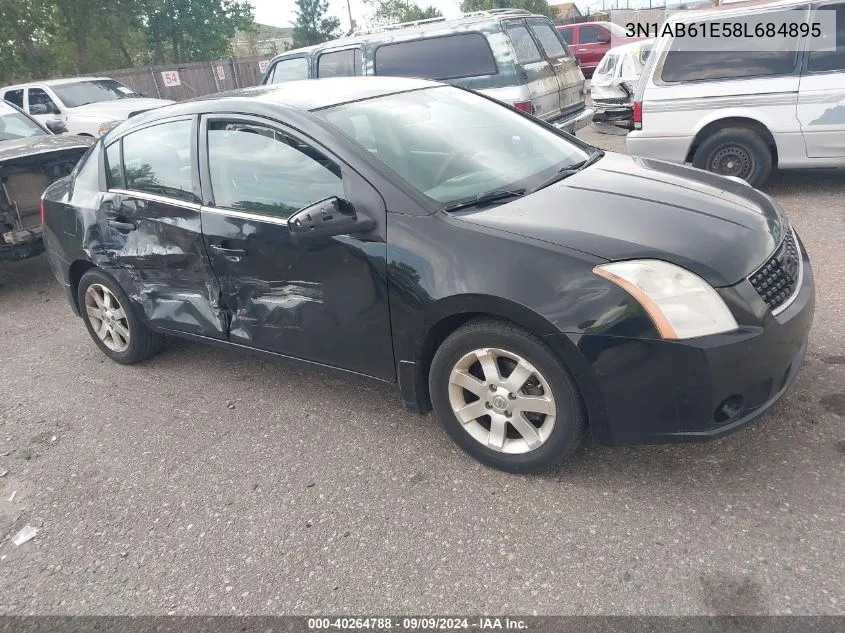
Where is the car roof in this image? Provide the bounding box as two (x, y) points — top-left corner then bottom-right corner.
(192, 76), (439, 111)
(269, 10), (546, 61)
(111, 76), (442, 135)
(667, 0), (807, 21)
(2, 77), (114, 90)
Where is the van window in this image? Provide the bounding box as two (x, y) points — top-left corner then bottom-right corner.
(374, 33), (498, 80)
(505, 24), (543, 64)
(807, 3), (845, 72)
(529, 21), (568, 58)
(317, 49), (363, 77)
(660, 12), (800, 82)
(267, 57), (309, 83)
(661, 50), (797, 82)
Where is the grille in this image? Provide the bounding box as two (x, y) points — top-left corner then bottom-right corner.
(749, 228), (801, 313)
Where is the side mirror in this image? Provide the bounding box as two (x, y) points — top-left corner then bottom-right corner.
(287, 197), (374, 239)
(45, 120), (67, 134)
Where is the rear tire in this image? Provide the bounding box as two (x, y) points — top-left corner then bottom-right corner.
(77, 268), (166, 364)
(429, 318), (586, 473)
(692, 127), (773, 187)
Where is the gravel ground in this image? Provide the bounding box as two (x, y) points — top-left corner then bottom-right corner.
(0, 127), (842, 615)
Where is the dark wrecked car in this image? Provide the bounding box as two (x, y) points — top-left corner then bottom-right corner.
(42, 77), (814, 473)
(0, 100), (92, 262)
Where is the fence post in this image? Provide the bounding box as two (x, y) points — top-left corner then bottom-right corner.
(210, 62), (221, 92)
(231, 58), (240, 89)
(148, 63), (162, 98)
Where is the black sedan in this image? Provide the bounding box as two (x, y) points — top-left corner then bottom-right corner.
(42, 77), (814, 472)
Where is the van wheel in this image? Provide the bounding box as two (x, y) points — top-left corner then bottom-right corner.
(429, 318), (586, 473)
(692, 127), (772, 187)
(77, 269), (166, 364)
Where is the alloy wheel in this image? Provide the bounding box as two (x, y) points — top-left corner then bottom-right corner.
(84, 284), (131, 353)
(447, 347), (556, 454)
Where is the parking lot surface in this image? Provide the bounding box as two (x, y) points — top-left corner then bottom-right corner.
(0, 127), (842, 615)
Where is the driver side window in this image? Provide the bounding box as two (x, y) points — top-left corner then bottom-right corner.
(207, 121), (344, 219)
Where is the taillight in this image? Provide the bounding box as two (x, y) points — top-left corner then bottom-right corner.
(513, 100), (535, 114)
(633, 101), (642, 130)
(40, 197), (45, 225)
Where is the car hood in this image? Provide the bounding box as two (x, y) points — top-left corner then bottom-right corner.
(457, 153), (786, 287)
(0, 134), (93, 164)
(70, 98), (174, 120)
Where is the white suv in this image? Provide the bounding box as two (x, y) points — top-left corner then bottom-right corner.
(1, 77), (173, 137)
(627, 0), (845, 186)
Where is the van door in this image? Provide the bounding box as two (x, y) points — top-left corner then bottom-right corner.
(526, 18), (584, 120)
(502, 19), (562, 121)
(797, 2), (845, 158)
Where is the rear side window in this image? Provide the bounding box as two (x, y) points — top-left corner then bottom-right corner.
(579, 25), (607, 44)
(660, 12), (800, 82)
(807, 2), (845, 72)
(267, 57), (309, 83)
(374, 33), (498, 80)
(505, 24), (542, 64)
(558, 28), (574, 45)
(318, 49), (363, 77)
(529, 20), (568, 58)
(121, 120), (195, 202)
(4, 89), (23, 108)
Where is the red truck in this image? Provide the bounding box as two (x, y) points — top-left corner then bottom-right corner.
(557, 21), (635, 78)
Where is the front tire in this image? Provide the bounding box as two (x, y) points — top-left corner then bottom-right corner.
(77, 269), (166, 364)
(429, 318), (586, 473)
(692, 127), (773, 187)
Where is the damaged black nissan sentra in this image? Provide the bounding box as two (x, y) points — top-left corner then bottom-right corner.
(42, 77), (814, 472)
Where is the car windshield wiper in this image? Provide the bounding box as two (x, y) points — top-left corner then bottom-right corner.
(529, 149), (605, 193)
(443, 188), (526, 212)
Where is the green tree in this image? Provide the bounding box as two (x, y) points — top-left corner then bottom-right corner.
(459, 0), (556, 19)
(143, 0), (255, 63)
(0, 0), (65, 82)
(370, 0), (442, 23)
(292, 0), (340, 47)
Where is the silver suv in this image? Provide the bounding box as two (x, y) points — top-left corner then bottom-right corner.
(262, 10), (593, 133)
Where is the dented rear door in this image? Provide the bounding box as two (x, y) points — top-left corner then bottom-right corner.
(100, 116), (227, 337)
(198, 115), (394, 380)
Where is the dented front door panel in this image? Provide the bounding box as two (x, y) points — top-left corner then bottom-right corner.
(200, 209), (394, 380)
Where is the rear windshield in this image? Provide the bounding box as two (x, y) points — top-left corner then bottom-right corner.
(374, 33), (498, 80)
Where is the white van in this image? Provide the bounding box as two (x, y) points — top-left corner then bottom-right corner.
(627, 0), (845, 186)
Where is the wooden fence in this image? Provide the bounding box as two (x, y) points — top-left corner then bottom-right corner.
(81, 55), (273, 102)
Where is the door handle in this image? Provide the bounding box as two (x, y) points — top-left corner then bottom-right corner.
(209, 244), (247, 259)
(106, 219), (136, 231)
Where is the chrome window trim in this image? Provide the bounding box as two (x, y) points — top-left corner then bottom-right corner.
(200, 205), (290, 226)
(109, 188), (201, 210)
(771, 226), (803, 317)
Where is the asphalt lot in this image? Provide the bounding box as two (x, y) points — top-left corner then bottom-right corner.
(0, 126), (843, 616)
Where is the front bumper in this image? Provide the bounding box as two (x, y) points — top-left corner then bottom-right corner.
(553, 107), (595, 134)
(547, 243), (815, 446)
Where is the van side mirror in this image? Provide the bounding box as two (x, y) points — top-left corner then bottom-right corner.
(288, 197), (374, 239)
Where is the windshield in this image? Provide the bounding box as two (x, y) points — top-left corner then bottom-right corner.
(0, 102), (47, 141)
(318, 86), (589, 206)
(52, 80), (141, 108)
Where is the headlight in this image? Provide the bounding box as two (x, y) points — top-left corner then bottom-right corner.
(98, 120), (120, 136)
(593, 260), (739, 340)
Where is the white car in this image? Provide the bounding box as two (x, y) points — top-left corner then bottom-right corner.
(590, 38), (654, 130)
(1, 77), (173, 137)
(627, 0), (845, 186)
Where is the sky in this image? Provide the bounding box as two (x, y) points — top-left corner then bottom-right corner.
(253, 0), (463, 32)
